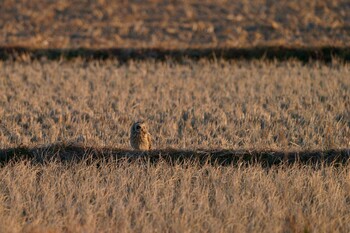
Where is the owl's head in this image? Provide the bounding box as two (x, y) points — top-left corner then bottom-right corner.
(132, 121), (148, 133)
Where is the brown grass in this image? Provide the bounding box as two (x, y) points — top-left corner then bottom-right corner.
(1, 160), (350, 233)
(0, 59), (349, 150)
(0, 59), (349, 232)
(1, 0), (349, 48)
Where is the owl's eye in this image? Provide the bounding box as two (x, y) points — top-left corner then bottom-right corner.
(136, 125), (141, 130)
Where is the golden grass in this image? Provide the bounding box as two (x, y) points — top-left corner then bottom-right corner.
(0, 59), (349, 232)
(1, 0), (349, 48)
(0, 160), (350, 233)
(0, 59), (349, 150)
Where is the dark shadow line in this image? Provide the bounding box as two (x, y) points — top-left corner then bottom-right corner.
(0, 143), (349, 166)
(0, 46), (349, 62)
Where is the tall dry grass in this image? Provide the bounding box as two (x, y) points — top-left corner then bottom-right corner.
(0, 160), (349, 233)
(0, 59), (349, 150)
(0, 59), (349, 232)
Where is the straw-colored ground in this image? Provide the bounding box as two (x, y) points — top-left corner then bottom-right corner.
(0, 160), (350, 233)
(0, 60), (349, 150)
(1, 1), (349, 232)
(0, 59), (349, 232)
(1, 0), (349, 48)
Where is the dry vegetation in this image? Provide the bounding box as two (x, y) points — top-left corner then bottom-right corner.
(0, 59), (349, 232)
(1, 1), (349, 232)
(0, 160), (350, 233)
(0, 59), (349, 150)
(1, 0), (349, 48)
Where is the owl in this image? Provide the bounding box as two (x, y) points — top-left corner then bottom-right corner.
(130, 121), (152, 150)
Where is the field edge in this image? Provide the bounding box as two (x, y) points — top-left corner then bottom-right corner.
(1, 144), (349, 166)
(1, 46), (349, 62)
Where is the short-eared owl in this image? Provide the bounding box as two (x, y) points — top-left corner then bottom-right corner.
(130, 121), (152, 150)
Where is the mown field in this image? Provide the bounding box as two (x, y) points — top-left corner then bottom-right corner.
(0, 59), (349, 232)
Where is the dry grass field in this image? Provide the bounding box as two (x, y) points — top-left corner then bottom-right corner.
(0, 59), (349, 150)
(0, 160), (349, 233)
(1, 1), (349, 232)
(1, 0), (349, 48)
(0, 59), (349, 232)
